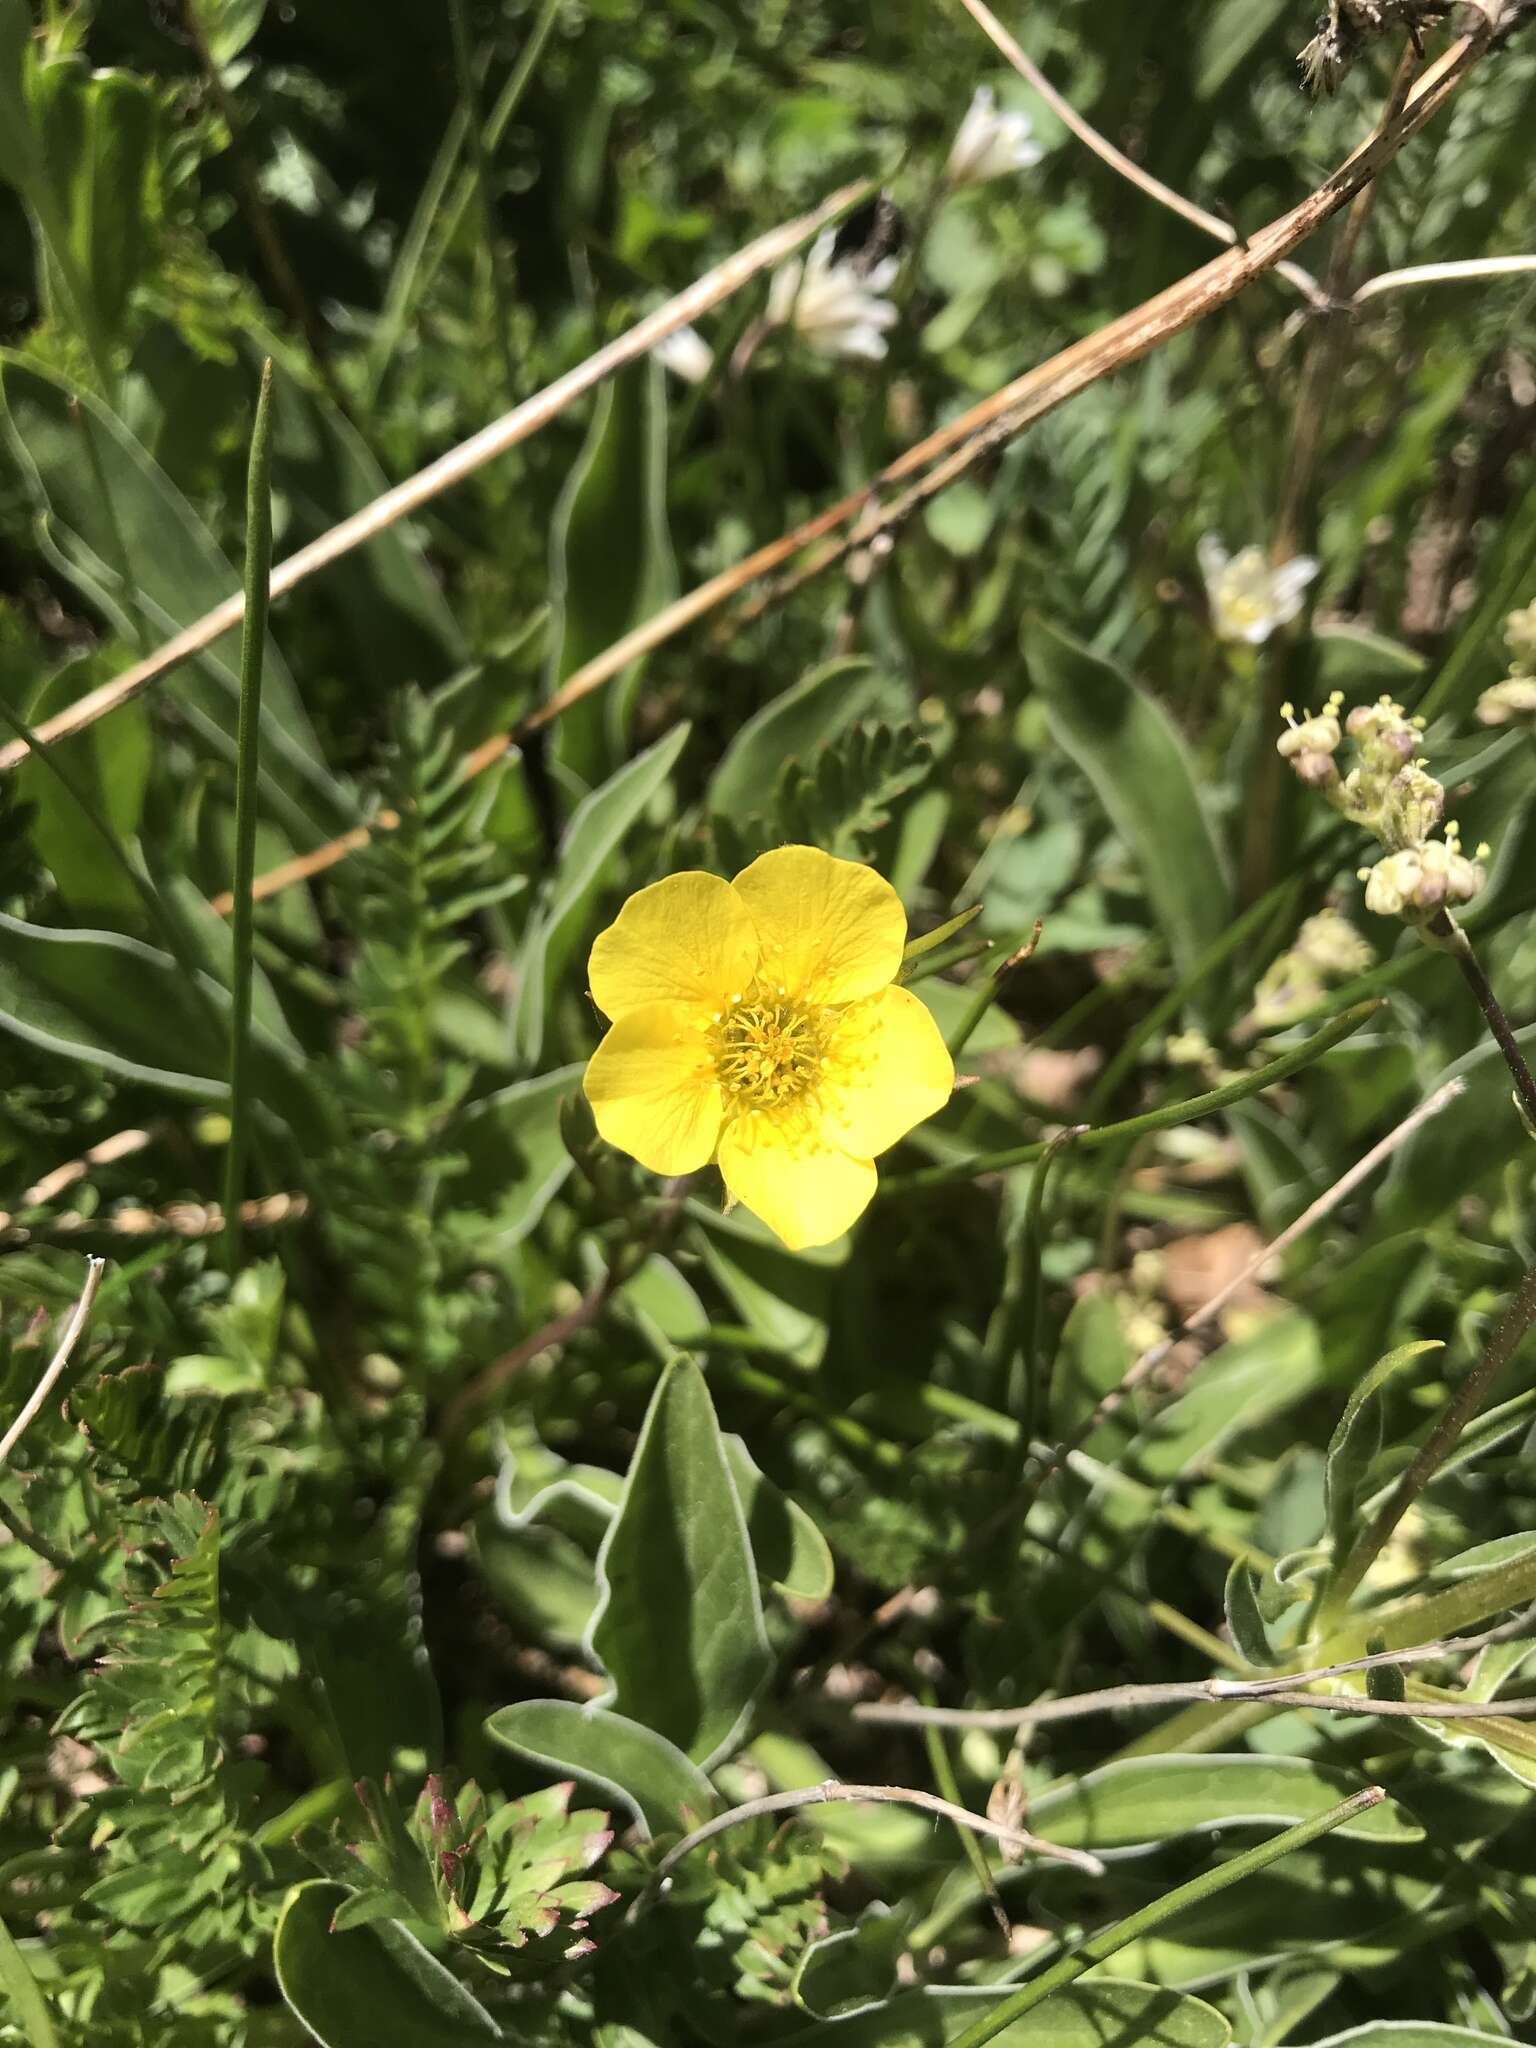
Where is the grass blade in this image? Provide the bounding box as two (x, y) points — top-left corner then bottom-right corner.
(222, 356), (276, 1273)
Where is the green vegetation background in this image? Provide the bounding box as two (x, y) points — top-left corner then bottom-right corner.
(1, 0), (1536, 2042)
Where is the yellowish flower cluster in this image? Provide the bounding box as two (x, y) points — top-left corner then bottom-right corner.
(1250, 908), (1374, 1030)
(1277, 693), (1490, 926)
(1476, 599), (1536, 729)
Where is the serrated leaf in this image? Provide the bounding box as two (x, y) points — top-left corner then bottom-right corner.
(588, 1359), (772, 1764)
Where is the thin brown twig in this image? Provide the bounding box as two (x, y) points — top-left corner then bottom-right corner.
(1027, 1077), (1466, 1493)
(853, 1623), (1536, 1731)
(633, 1783), (1104, 1909)
(953, 0), (1326, 306)
(0, 180), (873, 775)
(1433, 913), (1536, 1132)
(0, 1256), (105, 1467)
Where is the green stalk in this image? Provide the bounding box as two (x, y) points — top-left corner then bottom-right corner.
(946, 1788), (1383, 2048)
(888, 999), (1381, 1194)
(222, 358), (277, 1274)
(447, 0), (518, 400)
(948, 923), (1042, 1059)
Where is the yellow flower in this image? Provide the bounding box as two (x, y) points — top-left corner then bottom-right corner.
(582, 846), (954, 1251)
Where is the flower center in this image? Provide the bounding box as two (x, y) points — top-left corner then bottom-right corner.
(713, 987), (826, 1111)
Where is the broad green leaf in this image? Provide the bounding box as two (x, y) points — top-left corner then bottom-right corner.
(1028, 1754), (1422, 1851)
(781, 1981), (1230, 2048)
(1324, 1341), (1441, 1563)
(692, 1204), (837, 1366)
(450, 1064), (583, 1252)
(1131, 1313), (1323, 1481)
(548, 360), (676, 779)
(18, 648), (151, 922)
(1313, 622), (1426, 691)
(485, 1700), (718, 1839)
(272, 1881), (502, 2045)
(589, 1358), (772, 1764)
(29, 63), (158, 346)
(1026, 618), (1232, 990)
(1195, 0), (1292, 97)
(0, 355), (347, 836)
(792, 1910), (904, 2020)
(708, 656), (886, 821)
(1300, 2028), (1512, 2048)
(722, 1434), (836, 1603)
(512, 721), (690, 1063)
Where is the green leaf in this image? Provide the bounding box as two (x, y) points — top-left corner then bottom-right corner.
(28, 62), (159, 346)
(781, 1981), (1230, 2048)
(195, 0), (268, 67)
(512, 721), (690, 1064)
(1300, 2029), (1514, 2048)
(485, 1700), (718, 1840)
(589, 1358), (773, 1764)
(1026, 618), (1233, 992)
(548, 360), (676, 779)
(708, 657), (886, 821)
(0, 355), (347, 836)
(1028, 1755), (1422, 1852)
(722, 1435), (836, 1603)
(0, 1910), (59, 2048)
(1132, 1313), (1323, 1481)
(0, 909), (319, 1126)
(0, 0), (41, 198)
(1324, 1341), (1441, 1562)
(272, 1881), (503, 2045)
(1420, 465), (1536, 722)
(1224, 1557), (1274, 1668)
(1377, 1022), (1536, 1233)
(17, 649), (151, 921)
(451, 1064), (584, 1252)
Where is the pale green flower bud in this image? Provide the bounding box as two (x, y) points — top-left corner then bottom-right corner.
(1378, 763), (1445, 851)
(1360, 825), (1489, 926)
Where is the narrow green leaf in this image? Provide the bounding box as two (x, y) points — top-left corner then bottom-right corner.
(1026, 617), (1233, 990)
(0, 1911), (58, 2048)
(723, 1435), (835, 1603)
(1224, 1558), (1274, 1668)
(1324, 1341), (1441, 1563)
(589, 1358), (773, 1764)
(223, 357), (275, 1273)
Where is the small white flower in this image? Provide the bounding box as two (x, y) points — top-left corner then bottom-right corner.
(1199, 534), (1320, 645)
(766, 231), (900, 362)
(944, 85), (1043, 188)
(650, 324), (713, 386)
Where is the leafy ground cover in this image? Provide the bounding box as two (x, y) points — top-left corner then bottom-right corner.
(3, 0), (1536, 2041)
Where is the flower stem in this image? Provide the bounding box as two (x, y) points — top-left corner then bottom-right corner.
(944, 1788), (1384, 2048)
(1431, 911), (1536, 1133)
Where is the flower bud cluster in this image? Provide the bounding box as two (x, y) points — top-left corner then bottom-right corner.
(1277, 692), (1490, 928)
(1475, 599), (1536, 730)
(1251, 907), (1373, 1030)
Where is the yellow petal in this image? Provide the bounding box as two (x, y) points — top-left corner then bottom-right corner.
(583, 1002), (724, 1175)
(588, 872), (759, 1022)
(819, 986), (955, 1159)
(717, 1112), (876, 1251)
(731, 846), (905, 1006)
